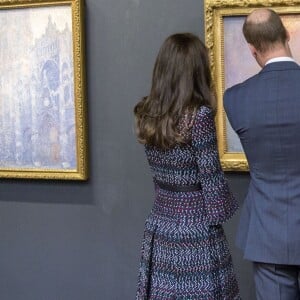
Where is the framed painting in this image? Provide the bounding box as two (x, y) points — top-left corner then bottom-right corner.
(205, 0), (300, 171)
(0, 0), (87, 180)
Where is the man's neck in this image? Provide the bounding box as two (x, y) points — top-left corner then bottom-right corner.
(260, 47), (292, 66)
(265, 56), (295, 65)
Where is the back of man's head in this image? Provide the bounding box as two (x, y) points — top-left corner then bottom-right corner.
(243, 8), (287, 53)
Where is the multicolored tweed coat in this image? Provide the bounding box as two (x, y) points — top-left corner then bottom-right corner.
(136, 106), (240, 300)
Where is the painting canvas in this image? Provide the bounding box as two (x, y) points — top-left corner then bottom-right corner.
(0, 0), (87, 180)
(205, 0), (300, 171)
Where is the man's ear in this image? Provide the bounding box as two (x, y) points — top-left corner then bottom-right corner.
(248, 43), (257, 58)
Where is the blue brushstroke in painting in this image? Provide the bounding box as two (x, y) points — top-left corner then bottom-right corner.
(0, 13), (76, 169)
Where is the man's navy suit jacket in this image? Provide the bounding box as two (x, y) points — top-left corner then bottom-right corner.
(224, 61), (300, 264)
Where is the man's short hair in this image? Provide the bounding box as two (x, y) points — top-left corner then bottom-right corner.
(243, 9), (288, 53)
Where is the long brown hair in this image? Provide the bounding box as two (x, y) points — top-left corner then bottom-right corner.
(134, 33), (215, 149)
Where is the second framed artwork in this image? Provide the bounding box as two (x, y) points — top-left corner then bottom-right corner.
(0, 0), (87, 180)
(205, 0), (300, 171)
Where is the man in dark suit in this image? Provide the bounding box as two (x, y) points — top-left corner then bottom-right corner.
(224, 8), (300, 300)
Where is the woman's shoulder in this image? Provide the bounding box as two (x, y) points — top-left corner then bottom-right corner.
(177, 106), (211, 142)
(191, 106), (216, 144)
(195, 105), (213, 119)
(193, 105), (214, 128)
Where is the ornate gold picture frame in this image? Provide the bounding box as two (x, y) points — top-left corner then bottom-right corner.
(0, 0), (87, 180)
(205, 0), (300, 171)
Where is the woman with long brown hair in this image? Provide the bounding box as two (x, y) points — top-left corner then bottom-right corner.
(134, 33), (240, 299)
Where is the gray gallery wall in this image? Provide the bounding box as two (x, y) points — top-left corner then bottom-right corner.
(0, 0), (255, 299)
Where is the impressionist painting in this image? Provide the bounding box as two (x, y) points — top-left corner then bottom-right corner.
(205, 0), (300, 171)
(224, 15), (300, 153)
(0, 0), (87, 180)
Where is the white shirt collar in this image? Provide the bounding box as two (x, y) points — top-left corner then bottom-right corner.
(265, 56), (296, 65)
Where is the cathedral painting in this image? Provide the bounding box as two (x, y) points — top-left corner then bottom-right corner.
(0, 0), (87, 180)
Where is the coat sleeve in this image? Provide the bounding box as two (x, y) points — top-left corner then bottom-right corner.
(192, 106), (238, 224)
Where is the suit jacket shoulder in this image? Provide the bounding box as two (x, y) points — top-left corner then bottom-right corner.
(224, 72), (259, 104)
(223, 74), (257, 132)
(224, 61), (300, 131)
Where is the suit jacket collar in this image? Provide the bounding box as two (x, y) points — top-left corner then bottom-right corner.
(260, 61), (300, 74)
